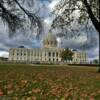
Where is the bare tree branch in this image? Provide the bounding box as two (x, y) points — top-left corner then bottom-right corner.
(0, 0), (43, 38)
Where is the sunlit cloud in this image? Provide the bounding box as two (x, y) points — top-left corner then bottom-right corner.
(48, 0), (60, 11)
(44, 18), (51, 25)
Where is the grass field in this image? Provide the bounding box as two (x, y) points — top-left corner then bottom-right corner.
(0, 64), (100, 100)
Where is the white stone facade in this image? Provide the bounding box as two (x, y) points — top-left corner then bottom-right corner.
(72, 51), (88, 64)
(9, 48), (62, 63)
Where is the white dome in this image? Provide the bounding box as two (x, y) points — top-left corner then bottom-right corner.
(43, 32), (57, 47)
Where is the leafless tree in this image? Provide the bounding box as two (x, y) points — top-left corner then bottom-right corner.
(0, 0), (43, 37)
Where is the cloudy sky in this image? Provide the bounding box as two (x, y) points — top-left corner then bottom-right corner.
(0, 0), (99, 61)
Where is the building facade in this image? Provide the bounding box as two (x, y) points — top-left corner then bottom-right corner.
(72, 51), (87, 64)
(9, 32), (88, 64)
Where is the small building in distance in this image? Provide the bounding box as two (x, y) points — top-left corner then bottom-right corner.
(9, 32), (88, 64)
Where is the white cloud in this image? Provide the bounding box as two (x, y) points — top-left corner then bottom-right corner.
(48, 0), (60, 11)
(88, 47), (99, 61)
(44, 18), (51, 25)
(71, 35), (87, 44)
(43, 16), (55, 34)
(57, 37), (61, 47)
(0, 51), (9, 58)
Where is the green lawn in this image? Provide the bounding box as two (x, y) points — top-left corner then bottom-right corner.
(0, 64), (100, 100)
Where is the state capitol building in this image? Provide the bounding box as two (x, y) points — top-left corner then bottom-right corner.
(9, 32), (88, 64)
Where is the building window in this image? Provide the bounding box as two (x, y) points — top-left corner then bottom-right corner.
(45, 52), (46, 56)
(53, 58), (55, 62)
(17, 53), (19, 55)
(56, 52), (58, 57)
(49, 58), (51, 61)
(49, 52), (51, 57)
(13, 52), (14, 55)
(21, 53), (23, 56)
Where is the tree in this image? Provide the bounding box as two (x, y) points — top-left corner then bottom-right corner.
(51, 0), (100, 71)
(0, 0), (43, 37)
(51, 0), (99, 33)
(60, 48), (73, 63)
(93, 59), (99, 64)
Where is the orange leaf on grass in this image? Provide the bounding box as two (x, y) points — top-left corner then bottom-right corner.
(32, 88), (41, 94)
(0, 89), (4, 96)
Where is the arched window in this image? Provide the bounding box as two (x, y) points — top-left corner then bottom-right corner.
(49, 52), (51, 56)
